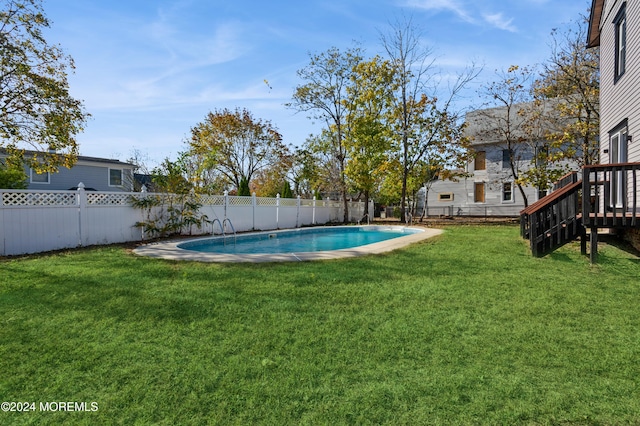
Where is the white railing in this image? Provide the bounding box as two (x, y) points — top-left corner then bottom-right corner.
(0, 185), (371, 256)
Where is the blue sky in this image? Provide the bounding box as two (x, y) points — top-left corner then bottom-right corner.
(43, 0), (590, 167)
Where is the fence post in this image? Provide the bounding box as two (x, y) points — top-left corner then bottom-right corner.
(77, 182), (87, 247)
(0, 189), (4, 256)
(224, 190), (229, 221)
(139, 185), (147, 240)
(296, 195), (301, 228)
(252, 192), (257, 231)
(276, 193), (280, 229)
(312, 196), (316, 225)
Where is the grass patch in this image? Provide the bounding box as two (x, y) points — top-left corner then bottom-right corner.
(1, 225), (640, 424)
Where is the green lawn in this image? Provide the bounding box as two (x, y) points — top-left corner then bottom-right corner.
(1, 225), (639, 425)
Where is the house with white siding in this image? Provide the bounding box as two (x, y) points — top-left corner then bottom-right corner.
(0, 150), (136, 191)
(585, 0), (640, 252)
(588, 0), (640, 167)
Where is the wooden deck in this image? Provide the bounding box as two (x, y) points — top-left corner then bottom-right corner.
(582, 163), (640, 229)
(584, 211), (640, 227)
(521, 163), (640, 262)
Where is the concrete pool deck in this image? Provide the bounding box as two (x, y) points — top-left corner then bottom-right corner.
(132, 226), (444, 263)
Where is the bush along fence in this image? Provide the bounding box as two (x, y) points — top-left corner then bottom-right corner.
(0, 183), (370, 256)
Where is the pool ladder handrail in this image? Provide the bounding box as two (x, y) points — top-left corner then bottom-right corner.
(406, 212), (413, 226)
(210, 218), (223, 235)
(222, 218), (237, 245)
(357, 213), (370, 225)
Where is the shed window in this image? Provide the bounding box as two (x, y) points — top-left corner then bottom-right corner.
(535, 146), (549, 167)
(30, 169), (50, 184)
(502, 150), (510, 169)
(502, 182), (513, 202)
(474, 151), (486, 171)
(474, 183), (485, 203)
(438, 193), (453, 201)
(109, 168), (123, 186)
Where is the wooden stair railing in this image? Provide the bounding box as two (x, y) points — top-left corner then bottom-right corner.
(520, 172), (584, 257)
(520, 171), (579, 239)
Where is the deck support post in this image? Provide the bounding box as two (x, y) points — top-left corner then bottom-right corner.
(581, 227), (587, 256)
(589, 227), (598, 264)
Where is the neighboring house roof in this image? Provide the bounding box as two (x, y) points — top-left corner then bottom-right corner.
(0, 148), (135, 168)
(74, 155), (135, 167)
(587, 0), (604, 48)
(464, 101), (564, 146)
(1, 148), (136, 191)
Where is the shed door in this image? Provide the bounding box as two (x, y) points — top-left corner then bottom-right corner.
(474, 183), (485, 203)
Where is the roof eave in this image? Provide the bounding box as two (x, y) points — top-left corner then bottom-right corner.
(587, 0), (604, 48)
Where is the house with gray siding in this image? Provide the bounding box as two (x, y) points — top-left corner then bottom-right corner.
(423, 105), (578, 217)
(0, 150), (136, 191)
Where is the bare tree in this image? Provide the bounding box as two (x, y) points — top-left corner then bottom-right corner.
(476, 66), (538, 207)
(381, 16), (479, 222)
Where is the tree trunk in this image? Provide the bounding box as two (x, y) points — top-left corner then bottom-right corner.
(399, 136), (409, 223)
(363, 190), (370, 216)
(420, 186), (429, 222)
(517, 182), (529, 208)
(400, 172), (408, 223)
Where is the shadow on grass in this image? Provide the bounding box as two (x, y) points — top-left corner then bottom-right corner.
(600, 234), (640, 259)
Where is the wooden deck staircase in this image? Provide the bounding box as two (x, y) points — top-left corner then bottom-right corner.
(521, 163), (640, 262)
(520, 172), (585, 258)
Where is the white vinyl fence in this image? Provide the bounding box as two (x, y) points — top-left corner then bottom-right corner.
(0, 186), (371, 256)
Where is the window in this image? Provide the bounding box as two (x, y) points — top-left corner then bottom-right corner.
(614, 3), (627, 82)
(609, 120), (628, 164)
(474, 183), (485, 203)
(109, 168), (123, 186)
(30, 169), (50, 184)
(609, 119), (629, 207)
(474, 151), (486, 171)
(502, 150), (510, 169)
(438, 193), (453, 202)
(502, 182), (513, 202)
(538, 189), (548, 200)
(535, 145), (549, 167)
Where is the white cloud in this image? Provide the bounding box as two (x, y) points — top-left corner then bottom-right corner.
(404, 1), (518, 32)
(403, 0), (475, 24)
(482, 12), (517, 32)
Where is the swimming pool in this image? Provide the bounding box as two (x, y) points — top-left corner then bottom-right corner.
(133, 225), (443, 263)
(179, 226), (420, 254)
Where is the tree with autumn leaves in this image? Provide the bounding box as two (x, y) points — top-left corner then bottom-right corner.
(534, 18), (599, 167)
(1, 0), (89, 173)
(187, 107), (291, 195)
(343, 56), (397, 217)
(289, 46), (364, 222)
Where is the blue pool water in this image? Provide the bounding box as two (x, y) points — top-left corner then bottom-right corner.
(178, 226), (420, 254)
